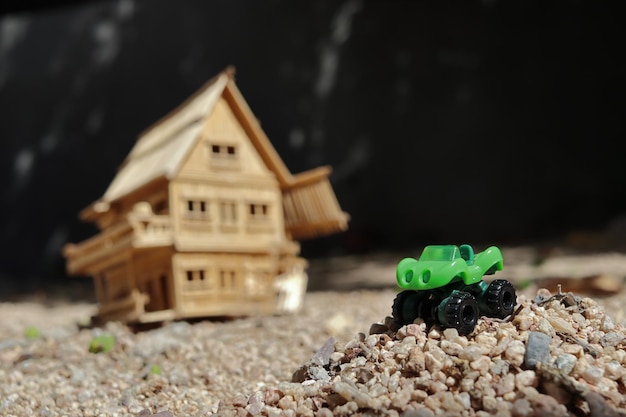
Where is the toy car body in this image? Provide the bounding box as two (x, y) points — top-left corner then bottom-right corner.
(392, 244), (516, 335)
(396, 244), (503, 290)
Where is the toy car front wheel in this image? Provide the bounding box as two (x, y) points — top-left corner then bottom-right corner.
(484, 279), (517, 318)
(392, 290), (423, 325)
(437, 291), (479, 335)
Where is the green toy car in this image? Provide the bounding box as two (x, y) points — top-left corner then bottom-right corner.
(392, 244), (516, 335)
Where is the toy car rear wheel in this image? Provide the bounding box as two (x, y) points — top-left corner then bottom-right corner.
(437, 291), (479, 336)
(484, 279), (516, 318)
(392, 290), (423, 325)
(420, 291), (442, 326)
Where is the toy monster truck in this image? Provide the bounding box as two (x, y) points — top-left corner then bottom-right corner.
(392, 244), (516, 335)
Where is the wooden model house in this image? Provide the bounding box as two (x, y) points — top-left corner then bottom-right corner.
(63, 67), (348, 324)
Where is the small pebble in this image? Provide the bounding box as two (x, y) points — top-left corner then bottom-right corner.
(523, 331), (551, 370)
(440, 340), (463, 356)
(424, 353), (443, 374)
(474, 334), (497, 350)
(470, 356), (492, 374)
(534, 289), (552, 304)
(490, 359), (509, 376)
(601, 316), (615, 332)
(547, 316), (576, 335)
(601, 331), (624, 348)
(515, 370), (537, 390)
(495, 374), (515, 396)
(482, 396), (498, 413)
(442, 328), (459, 340)
(511, 399), (533, 417)
(504, 340), (525, 367)
(402, 408), (434, 417)
(604, 361), (626, 380)
(554, 354), (577, 375)
(459, 345), (483, 362)
(582, 366), (605, 385)
(536, 318), (555, 336)
(427, 329), (441, 339)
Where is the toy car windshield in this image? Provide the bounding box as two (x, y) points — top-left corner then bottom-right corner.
(419, 245), (461, 262)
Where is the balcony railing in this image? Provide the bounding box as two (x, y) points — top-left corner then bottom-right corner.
(63, 222), (135, 274)
(128, 211), (174, 247)
(64, 204), (174, 275)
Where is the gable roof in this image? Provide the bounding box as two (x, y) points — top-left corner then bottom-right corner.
(84, 67), (297, 217)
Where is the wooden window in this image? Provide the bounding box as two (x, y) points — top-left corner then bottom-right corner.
(249, 203), (269, 219)
(208, 142), (240, 170)
(185, 199), (208, 218)
(246, 202), (273, 233)
(210, 143), (238, 159)
(186, 270), (205, 281)
(219, 270), (237, 290)
(184, 269), (209, 291)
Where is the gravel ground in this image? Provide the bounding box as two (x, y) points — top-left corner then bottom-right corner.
(0, 290), (395, 416)
(2, 248), (626, 416)
(1, 287), (626, 416)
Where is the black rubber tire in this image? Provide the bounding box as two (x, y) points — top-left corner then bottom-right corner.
(437, 291), (479, 336)
(484, 279), (517, 318)
(420, 291), (441, 326)
(392, 291), (423, 325)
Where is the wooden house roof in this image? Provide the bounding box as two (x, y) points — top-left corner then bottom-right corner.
(81, 67), (348, 239)
(97, 67), (296, 206)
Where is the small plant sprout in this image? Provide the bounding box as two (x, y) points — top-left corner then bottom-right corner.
(150, 364), (162, 375)
(24, 326), (41, 340)
(88, 334), (115, 353)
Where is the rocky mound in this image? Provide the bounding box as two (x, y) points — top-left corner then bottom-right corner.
(215, 289), (626, 417)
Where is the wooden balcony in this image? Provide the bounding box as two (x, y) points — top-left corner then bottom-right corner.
(128, 207), (174, 247)
(64, 206), (173, 275)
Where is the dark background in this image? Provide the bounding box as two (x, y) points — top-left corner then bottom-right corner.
(1, 0), (625, 295)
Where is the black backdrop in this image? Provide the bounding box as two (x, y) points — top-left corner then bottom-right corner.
(1, 0), (624, 293)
